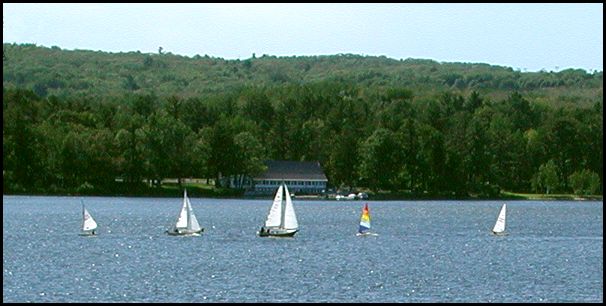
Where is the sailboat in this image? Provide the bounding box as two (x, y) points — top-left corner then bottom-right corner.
(258, 183), (299, 237)
(492, 203), (507, 235)
(166, 189), (204, 236)
(79, 201), (98, 236)
(356, 203), (378, 236)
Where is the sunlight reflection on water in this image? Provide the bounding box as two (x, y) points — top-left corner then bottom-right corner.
(3, 196), (603, 302)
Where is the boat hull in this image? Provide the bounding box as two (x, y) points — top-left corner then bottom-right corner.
(259, 228), (298, 237)
(491, 231), (507, 236)
(166, 228), (204, 236)
(79, 231), (97, 236)
(356, 232), (378, 237)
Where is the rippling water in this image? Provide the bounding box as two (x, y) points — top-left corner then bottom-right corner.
(3, 195), (603, 302)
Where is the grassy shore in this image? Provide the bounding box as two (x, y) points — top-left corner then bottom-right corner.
(4, 182), (602, 201)
(3, 181), (245, 198)
(499, 191), (603, 201)
(341, 190), (602, 201)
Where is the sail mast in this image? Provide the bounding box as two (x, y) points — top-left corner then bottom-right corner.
(81, 201), (85, 229)
(265, 184), (283, 227)
(185, 189), (191, 230)
(282, 184), (298, 230)
(280, 182), (286, 229)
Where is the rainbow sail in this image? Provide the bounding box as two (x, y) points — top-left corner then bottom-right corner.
(358, 203), (371, 234)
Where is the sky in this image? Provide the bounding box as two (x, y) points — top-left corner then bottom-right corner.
(3, 3), (603, 72)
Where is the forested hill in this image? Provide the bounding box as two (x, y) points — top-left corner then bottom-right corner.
(2, 43), (603, 108)
(3, 43), (603, 197)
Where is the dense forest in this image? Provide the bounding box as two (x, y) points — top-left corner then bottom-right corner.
(3, 43), (603, 197)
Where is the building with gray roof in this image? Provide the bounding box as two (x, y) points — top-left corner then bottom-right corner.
(248, 160), (328, 195)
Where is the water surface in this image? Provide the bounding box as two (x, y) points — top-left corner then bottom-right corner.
(3, 196), (603, 302)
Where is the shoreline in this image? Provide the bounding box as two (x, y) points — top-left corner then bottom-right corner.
(3, 191), (602, 201)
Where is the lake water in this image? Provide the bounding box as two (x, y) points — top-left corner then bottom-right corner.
(3, 195), (603, 302)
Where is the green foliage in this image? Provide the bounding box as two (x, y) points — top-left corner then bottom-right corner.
(358, 128), (400, 192)
(122, 74), (140, 91)
(568, 169), (601, 196)
(3, 43), (602, 107)
(532, 160), (560, 194)
(1, 43), (603, 197)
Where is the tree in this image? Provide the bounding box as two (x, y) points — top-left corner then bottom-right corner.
(231, 131), (266, 189)
(395, 119), (421, 191)
(143, 55), (153, 68)
(487, 112), (525, 191)
(141, 109), (195, 187)
(242, 59), (252, 69)
(180, 97), (218, 133)
(463, 113), (492, 192)
(123, 74), (139, 91)
(545, 117), (581, 191)
(1, 45), (602, 197)
(59, 130), (89, 188)
(357, 128), (400, 192)
(236, 88), (274, 132)
(532, 159), (560, 194)
(377, 87), (414, 131)
(502, 91), (535, 131)
(205, 118), (239, 187)
(524, 128), (547, 192)
(425, 128), (447, 193)
(191, 128), (212, 181)
(463, 90), (484, 113)
(568, 169), (601, 196)
(114, 111), (146, 186)
(3, 89), (43, 191)
(327, 124), (360, 189)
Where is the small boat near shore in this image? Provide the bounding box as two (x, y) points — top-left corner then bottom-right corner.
(492, 203), (507, 235)
(356, 203), (378, 237)
(79, 201), (98, 236)
(166, 189), (204, 236)
(259, 183), (299, 237)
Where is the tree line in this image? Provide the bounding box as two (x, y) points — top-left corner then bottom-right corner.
(3, 43), (602, 110)
(3, 81), (602, 197)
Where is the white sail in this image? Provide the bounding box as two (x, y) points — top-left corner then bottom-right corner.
(186, 193), (201, 232)
(82, 206), (97, 231)
(168, 189), (203, 234)
(282, 184), (298, 230)
(265, 185), (283, 227)
(492, 203), (507, 234)
(174, 192), (189, 229)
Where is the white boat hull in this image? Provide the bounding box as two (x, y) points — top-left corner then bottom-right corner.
(356, 232), (378, 237)
(166, 228), (204, 236)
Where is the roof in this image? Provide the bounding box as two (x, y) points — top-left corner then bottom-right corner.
(254, 160), (328, 181)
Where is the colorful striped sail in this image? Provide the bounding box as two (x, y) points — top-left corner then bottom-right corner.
(358, 203), (371, 234)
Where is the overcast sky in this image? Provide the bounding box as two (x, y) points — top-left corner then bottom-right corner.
(3, 3), (603, 72)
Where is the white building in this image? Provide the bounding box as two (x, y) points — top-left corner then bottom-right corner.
(248, 160), (328, 195)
